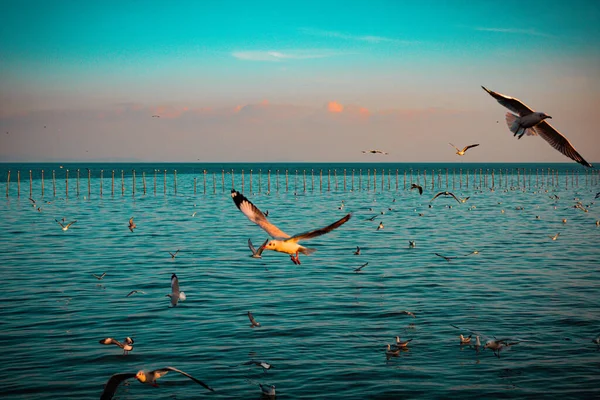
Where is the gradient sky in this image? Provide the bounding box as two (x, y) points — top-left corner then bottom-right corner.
(1, 0), (599, 163)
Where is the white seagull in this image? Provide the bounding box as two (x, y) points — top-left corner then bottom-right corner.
(451, 324), (520, 358)
(482, 86), (592, 168)
(166, 273), (186, 306)
(231, 189), (351, 264)
(55, 219), (76, 231)
(99, 337), (134, 355)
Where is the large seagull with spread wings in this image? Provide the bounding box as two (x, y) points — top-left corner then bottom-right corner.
(482, 86), (592, 168)
(231, 189), (351, 264)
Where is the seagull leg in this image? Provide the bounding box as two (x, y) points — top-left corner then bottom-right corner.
(295, 251), (301, 265)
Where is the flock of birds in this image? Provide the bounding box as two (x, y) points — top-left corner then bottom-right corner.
(16, 85), (600, 399)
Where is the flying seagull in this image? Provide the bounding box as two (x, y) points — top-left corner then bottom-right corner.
(168, 249), (180, 259)
(482, 86), (592, 168)
(55, 219), (76, 231)
(99, 367), (214, 399)
(431, 191), (461, 203)
(354, 262), (369, 272)
(354, 246), (361, 255)
(362, 149), (388, 155)
(231, 189), (351, 264)
(410, 183), (423, 195)
(435, 253), (456, 262)
(248, 311), (261, 328)
(248, 238), (269, 258)
(92, 272), (107, 280)
(99, 337), (134, 355)
(242, 360), (273, 371)
(449, 143), (480, 156)
(126, 290), (145, 297)
(166, 274), (186, 306)
(128, 217), (136, 232)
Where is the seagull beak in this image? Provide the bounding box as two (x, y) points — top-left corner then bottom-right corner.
(547, 115), (552, 119)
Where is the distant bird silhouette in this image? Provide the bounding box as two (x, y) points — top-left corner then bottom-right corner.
(128, 217), (136, 232)
(354, 246), (361, 255)
(168, 249), (180, 259)
(248, 238), (269, 258)
(126, 290), (145, 297)
(431, 191), (460, 203)
(92, 272), (107, 280)
(248, 311), (261, 328)
(99, 337), (134, 355)
(410, 183), (423, 195)
(362, 149), (388, 155)
(377, 221), (384, 230)
(55, 219), (76, 231)
(354, 262), (368, 272)
(449, 143), (480, 156)
(435, 253), (456, 262)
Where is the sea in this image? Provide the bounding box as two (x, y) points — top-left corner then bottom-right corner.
(0, 162), (598, 399)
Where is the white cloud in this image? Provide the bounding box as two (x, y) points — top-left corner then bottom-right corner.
(474, 27), (553, 38)
(231, 49), (341, 62)
(299, 28), (415, 44)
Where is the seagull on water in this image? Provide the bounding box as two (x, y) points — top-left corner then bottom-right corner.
(248, 238), (269, 258)
(451, 324), (520, 358)
(393, 336), (413, 349)
(449, 143), (480, 156)
(460, 334), (472, 345)
(386, 343), (401, 357)
(259, 383), (276, 397)
(99, 366), (214, 399)
(55, 219), (76, 231)
(166, 274), (186, 306)
(231, 189), (351, 265)
(410, 183), (423, 195)
(92, 272), (107, 280)
(401, 311), (416, 318)
(354, 262), (368, 272)
(99, 337), (134, 355)
(482, 86), (592, 168)
(431, 192), (461, 203)
(248, 311), (261, 327)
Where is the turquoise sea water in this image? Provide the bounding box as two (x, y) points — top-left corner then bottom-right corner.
(1, 162), (599, 399)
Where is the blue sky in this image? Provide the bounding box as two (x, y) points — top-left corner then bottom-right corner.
(1, 0), (599, 162)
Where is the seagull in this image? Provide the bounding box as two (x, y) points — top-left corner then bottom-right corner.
(549, 233), (560, 241)
(259, 383), (276, 397)
(242, 360), (273, 371)
(595, 192), (600, 199)
(385, 343), (400, 357)
(55, 219), (76, 231)
(92, 272), (106, 280)
(354, 246), (361, 255)
(248, 311), (260, 328)
(166, 274), (186, 306)
(231, 189), (351, 264)
(464, 250), (480, 256)
(460, 334), (472, 345)
(482, 86), (592, 168)
(365, 215), (377, 221)
(459, 196), (470, 203)
(28, 197), (36, 207)
(126, 290), (145, 297)
(128, 217), (136, 232)
(99, 337), (134, 355)
(362, 149), (389, 155)
(401, 311), (416, 318)
(410, 183), (423, 195)
(168, 249), (180, 259)
(449, 143), (480, 156)
(132, 366), (214, 391)
(431, 192), (461, 203)
(377, 222), (384, 230)
(435, 253), (456, 262)
(409, 241), (416, 248)
(248, 238), (269, 258)
(592, 336), (600, 347)
(393, 336), (413, 348)
(354, 262), (368, 272)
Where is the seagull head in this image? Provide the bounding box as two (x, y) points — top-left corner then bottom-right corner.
(536, 112), (552, 120)
(125, 337), (134, 345)
(135, 370), (148, 383)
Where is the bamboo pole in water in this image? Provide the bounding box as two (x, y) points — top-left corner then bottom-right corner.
(121, 170), (125, 195)
(193, 176), (196, 195)
(268, 170), (271, 193)
(222, 170), (225, 193)
(352, 169), (355, 191)
(153, 170), (157, 195)
(424, 170), (427, 189)
(76, 169), (80, 197)
(17, 170), (20, 197)
(446, 168), (449, 188)
(87, 169), (91, 197)
(343, 169), (347, 192)
(367, 169), (370, 191)
(259, 169), (262, 193)
(132, 169), (136, 196)
(6, 170), (10, 197)
(174, 170), (177, 194)
(111, 170), (114, 196)
(295, 170), (299, 193)
(492, 170), (495, 188)
(29, 170), (32, 198)
(213, 172), (216, 194)
(100, 170), (103, 196)
(41, 170), (45, 196)
(403, 170), (406, 190)
(231, 169), (234, 190)
(484, 169), (488, 189)
(203, 170), (207, 194)
(249, 169), (253, 193)
(143, 172), (146, 195)
(241, 170), (245, 192)
(286, 170), (289, 192)
(311, 169), (315, 192)
(53, 170), (57, 197)
(359, 169), (362, 191)
(327, 170), (331, 192)
(373, 169), (377, 191)
(163, 170), (167, 195)
(319, 170), (323, 192)
(395, 169), (398, 191)
(276, 170), (280, 192)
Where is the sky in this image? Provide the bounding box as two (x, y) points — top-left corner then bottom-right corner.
(1, 0), (599, 163)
